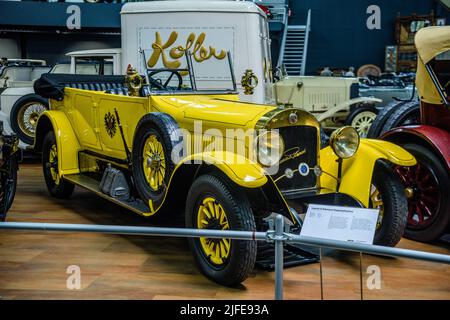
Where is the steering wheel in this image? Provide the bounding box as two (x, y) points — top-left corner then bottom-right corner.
(148, 70), (183, 91)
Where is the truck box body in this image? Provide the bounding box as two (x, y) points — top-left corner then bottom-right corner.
(120, 1), (273, 103)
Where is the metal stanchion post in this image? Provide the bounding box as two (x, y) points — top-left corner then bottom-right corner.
(274, 214), (284, 300)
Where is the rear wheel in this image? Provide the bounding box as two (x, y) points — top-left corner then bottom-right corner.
(185, 173), (256, 286)
(394, 144), (450, 242)
(345, 105), (378, 138)
(42, 131), (74, 199)
(11, 94), (48, 145)
(370, 161), (408, 247)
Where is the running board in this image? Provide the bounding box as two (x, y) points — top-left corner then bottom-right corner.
(256, 242), (319, 270)
(63, 174), (150, 216)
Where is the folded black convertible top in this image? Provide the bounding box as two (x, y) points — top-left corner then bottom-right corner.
(34, 73), (126, 101)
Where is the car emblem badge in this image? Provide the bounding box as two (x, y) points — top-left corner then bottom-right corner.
(284, 168), (294, 179)
(288, 112), (298, 124)
(104, 112), (117, 138)
(298, 162), (310, 176)
(313, 165), (323, 177)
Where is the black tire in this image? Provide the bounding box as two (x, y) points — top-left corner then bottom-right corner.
(371, 161), (408, 247)
(367, 100), (409, 138)
(131, 113), (180, 208)
(345, 105), (378, 138)
(400, 144), (450, 242)
(379, 101), (420, 137)
(0, 160), (17, 221)
(42, 131), (74, 199)
(10, 94), (48, 145)
(185, 173), (257, 286)
(5, 157), (17, 213)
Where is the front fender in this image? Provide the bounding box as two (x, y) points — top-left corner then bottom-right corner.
(34, 110), (81, 176)
(151, 151), (297, 224)
(148, 151), (268, 214)
(182, 151), (268, 188)
(317, 97), (382, 122)
(382, 125), (450, 172)
(320, 139), (416, 207)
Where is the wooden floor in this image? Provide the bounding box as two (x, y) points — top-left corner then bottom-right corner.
(0, 161), (449, 300)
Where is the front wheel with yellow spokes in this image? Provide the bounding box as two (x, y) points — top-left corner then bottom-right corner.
(370, 161), (408, 247)
(186, 174), (256, 287)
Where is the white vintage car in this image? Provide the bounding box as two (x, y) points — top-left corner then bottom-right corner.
(0, 60), (51, 147)
(274, 74), (382, 137)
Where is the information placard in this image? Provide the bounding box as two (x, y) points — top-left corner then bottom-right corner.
(300, 204), (379, 244)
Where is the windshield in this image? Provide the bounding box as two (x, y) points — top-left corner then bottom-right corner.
(141, 49), (237, 94)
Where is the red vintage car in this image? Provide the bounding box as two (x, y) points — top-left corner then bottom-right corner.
(382, 26), (450, 242)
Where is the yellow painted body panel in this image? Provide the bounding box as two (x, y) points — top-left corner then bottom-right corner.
(59, 89), (274, 161)
(46, 89), (272, 197)
(320, 139), (416, 207)
(415, 26), (450, 104)
(145, 151), (268, 216)
(38, 110), (81, 176)
(181, 151), (268, 188)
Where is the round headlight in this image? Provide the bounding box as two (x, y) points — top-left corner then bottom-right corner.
(330, 126), (360, 159)
(257, 130), (285, 167)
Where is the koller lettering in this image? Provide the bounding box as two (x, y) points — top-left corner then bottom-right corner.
(180, 304), (214, 318)
(148, 31), (227, 71)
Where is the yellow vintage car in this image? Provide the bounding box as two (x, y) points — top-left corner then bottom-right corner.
(33, 54), (415, 286)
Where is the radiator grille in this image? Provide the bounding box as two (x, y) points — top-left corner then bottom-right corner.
(272, 126), (318, 192)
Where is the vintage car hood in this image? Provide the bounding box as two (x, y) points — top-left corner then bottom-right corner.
(151, 95), (276, 127)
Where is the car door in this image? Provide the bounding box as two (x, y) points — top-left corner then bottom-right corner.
(97, 95), (148, 160)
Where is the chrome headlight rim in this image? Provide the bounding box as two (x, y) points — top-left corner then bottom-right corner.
(256, 129), (285, 167)
(330, 126), (360, 159)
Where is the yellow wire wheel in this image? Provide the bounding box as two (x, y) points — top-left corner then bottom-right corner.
(185, 174), (257, 286)
(48, 144), (60, 186)
(142, 134), (166, 191)
(197, 196), (231, 265)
